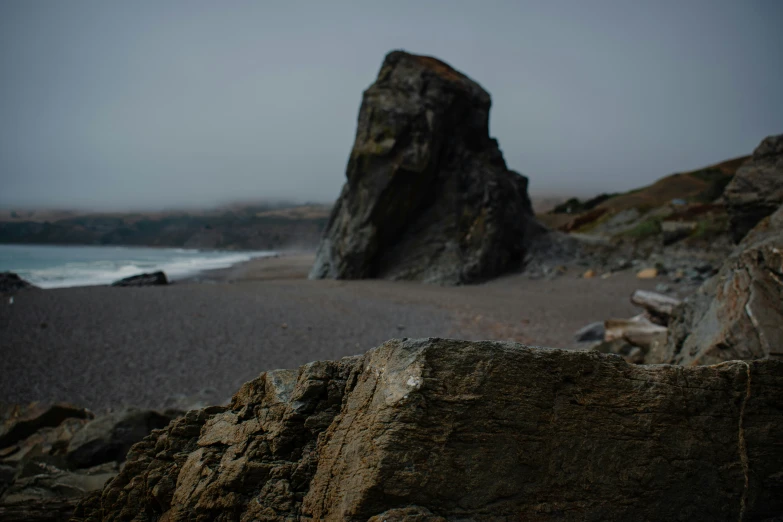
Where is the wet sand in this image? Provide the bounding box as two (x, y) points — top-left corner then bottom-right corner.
(1, 253), (672, 410)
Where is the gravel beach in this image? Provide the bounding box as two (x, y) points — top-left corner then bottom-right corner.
(1, 253), (669, 410)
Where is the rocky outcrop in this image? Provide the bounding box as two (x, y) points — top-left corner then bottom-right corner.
(0, 403), (181, 522)
(74, 338), (783, 521)
(0, 272), (36, 294)
(724, 134), (783, 242)
(65, 408), (176, 469)
(310, 51), (543, 285)
(665, 204), (783, 365)
(111, 271), (168, 287)
(0, 403), (92, 449)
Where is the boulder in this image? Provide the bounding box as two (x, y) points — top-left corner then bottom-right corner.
(0, 404), (178, 521)
(309, 51), (543, 285)
(724, 134), (783, 242)
(2, 461), (117, 504)
(110, 271), (168, 287)
(0, 403), (92, 450)
(0, 417), (89, 470)
(65, 408), (178, 469)
(665, 204), (783, 365)
(573, 321), (604, 343)
(74, 338), (783, 521)
(0, 273), (36, 294)
(0, 462), (117, 522)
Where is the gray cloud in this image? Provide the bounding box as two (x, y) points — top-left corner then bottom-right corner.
(1, 0), (782, 210)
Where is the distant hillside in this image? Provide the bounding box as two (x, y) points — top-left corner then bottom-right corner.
(593, 155), (749, 213)
(0, 203), (332, 250)
(538, 154), (751, 251)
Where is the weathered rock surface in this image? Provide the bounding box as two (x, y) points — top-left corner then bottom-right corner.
(310, 51), (543, 285)
(110, 271), (168, 287)
(0, 272), (37, 294)
(665, 204), (783, 366)
(0, 497), (82, 522)
(0, 402), (93, 449)
(724, 134), (783, 242)
(0, 404), (180, 522)
(66, 408), (179, 469)
(74, 338), (783, 521)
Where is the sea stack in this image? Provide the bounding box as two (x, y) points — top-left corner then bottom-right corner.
(310, 51), (543, 285)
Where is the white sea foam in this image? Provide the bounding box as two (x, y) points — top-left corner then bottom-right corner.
(0, 245), (276, 289)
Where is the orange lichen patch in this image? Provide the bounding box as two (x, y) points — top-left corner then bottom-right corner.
(412, 55), (469, 84)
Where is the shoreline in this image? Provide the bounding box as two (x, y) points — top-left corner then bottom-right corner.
(1, 252), (686, 410)
(1, 244), (299, 290)
(179, 250), (315, 284)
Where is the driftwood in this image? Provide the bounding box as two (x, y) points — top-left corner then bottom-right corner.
(630, 290), (682, 324)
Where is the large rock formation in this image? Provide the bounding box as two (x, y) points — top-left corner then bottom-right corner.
(664, 203), (783, 365)
(310, 51), (542, 285)
(724, 134), (783, 242)
(74, 339), (782, 521)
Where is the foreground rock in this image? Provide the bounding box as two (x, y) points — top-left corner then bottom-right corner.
(111, 271), (168, 287)
(0, 402), (92, 449)
(74, 338), (782, 521)
(665, 204), (783, 365)
(0, 403), (181, 522)
(0, 272), (36, 294)
(310, 51), (543, 284)
(724, 133), (783, 242)
(66, 408), (177, 469)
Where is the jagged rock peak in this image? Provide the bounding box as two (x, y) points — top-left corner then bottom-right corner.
(309, 50), (543, 285)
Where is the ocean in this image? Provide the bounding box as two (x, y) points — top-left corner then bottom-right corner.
(0, 244), (276, 288)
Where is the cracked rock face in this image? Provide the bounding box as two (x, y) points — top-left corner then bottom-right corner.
(74, 338), (782, 521)
(665, 204), (783, 365)
(309, 51), (543, 285)
(724, 134), (783, 243)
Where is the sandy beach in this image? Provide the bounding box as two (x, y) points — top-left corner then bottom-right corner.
(1, 253), (674, 411)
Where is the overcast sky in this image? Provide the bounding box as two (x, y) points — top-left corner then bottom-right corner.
(1, 1), (782, 210)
